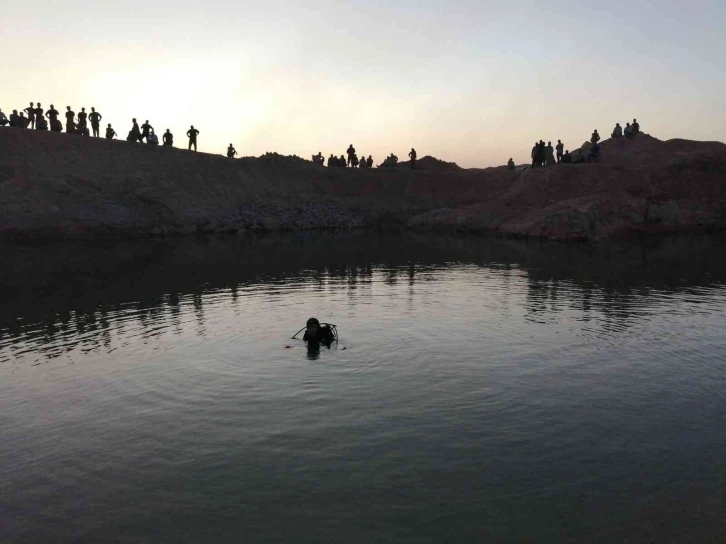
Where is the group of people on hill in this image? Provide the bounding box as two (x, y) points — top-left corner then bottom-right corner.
(610, 118), (640, 138)
(0, 101), (205, 152)
(311, 146), (418, 169)
(0, 103), (105, 137)
(514, 118), (642, 169)
(125, 119), (199, 150)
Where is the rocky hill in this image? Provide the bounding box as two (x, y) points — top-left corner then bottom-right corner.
(1, 129), (725, 241)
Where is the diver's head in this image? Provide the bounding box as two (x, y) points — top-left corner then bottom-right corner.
(306, 317), (321, 337)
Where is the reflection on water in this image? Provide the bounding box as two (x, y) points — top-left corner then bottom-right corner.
(1, 233), (726, 542)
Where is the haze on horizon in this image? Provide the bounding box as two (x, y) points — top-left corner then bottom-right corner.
(3, 0), (725, 168)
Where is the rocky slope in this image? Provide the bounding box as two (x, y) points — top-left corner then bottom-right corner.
(1, 129), (725, 241)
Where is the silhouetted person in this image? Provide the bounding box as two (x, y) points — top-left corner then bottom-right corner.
(545, 141), (556, 166)
(367, 155), (373, 168)
(105, 124), (117, 139)
(89, 108), (102, 137)
(346, 144), (356, 167)
(48, 107), (62, 132)
(68, 120), (79, 134)
(141, 120), (153, 142)
(328, 154), (335, 167)
(34, 103), (44, 128)
(339, 155), (346, 167)
(80, 124), (90, 137)
(0, 109), (8, 127)
(46, 105), (59, 125)
(611, 123), (622, 138)
(556, 140), (564, 163)
(9, 110), (20, 127)
(19, 113), (29, 128)
(163, 129), (174, 147)
(36, 115), (48, 130)
(65, 107), (75, 133)
(632, 119), (640, 134)
(147, 129), (159, 145)
(313, 152), (324, 165)
(561, 150), (572, 164)
(227, 144), (237, 158)
(187, 125), (199, 151)
(78, 108), (88, 130)
(130, 118), (141, 142)
(624, 122), (634, 137)
(24, 102), (35, 129)
(591, 129), (600, 144)
(531, 142), (538, 168)
(409, 148), (417, 169)
(537, 140), (546, 167)
(507, 158), (515, 170)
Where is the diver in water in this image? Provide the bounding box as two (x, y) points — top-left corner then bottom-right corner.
(301, 318), (336, 345)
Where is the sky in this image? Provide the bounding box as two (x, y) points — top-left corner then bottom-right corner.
(2, 0), (725, 167)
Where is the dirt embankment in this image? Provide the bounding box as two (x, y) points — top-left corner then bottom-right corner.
(1, 129), (725, 241)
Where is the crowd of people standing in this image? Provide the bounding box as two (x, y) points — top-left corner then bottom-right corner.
(0, 102), (204, 152)
(2, 100), (642, 170)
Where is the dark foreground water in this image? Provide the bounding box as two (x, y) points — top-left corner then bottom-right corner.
(1, 233), (726, 543)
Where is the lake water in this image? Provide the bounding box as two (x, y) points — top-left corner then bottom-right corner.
(2, 233), (726, 543)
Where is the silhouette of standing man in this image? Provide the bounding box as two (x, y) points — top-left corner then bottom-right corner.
(89, 108), (102, 137)
(346, 144), (356, 167)
(131, 118), (141, 142)
(187, 125), (199, 151)
(409, 148), (417, 169)
(24, 102), (36, 129)
(78, 108), (88, 131)
(555, 140), (564, 164)
(65, 106), (75, 133)
(141, 120), (154, 142)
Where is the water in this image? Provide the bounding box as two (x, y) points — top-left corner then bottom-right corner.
(2, 233), (726, 543)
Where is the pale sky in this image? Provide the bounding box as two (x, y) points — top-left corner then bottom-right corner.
(3, 0), (725, 167)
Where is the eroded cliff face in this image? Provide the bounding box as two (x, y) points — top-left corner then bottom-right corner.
(1, 129), (725, 241)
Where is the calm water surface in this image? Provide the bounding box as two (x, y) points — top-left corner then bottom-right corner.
(1, 234), (726, 543)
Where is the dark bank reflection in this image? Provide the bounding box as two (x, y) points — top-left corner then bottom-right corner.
(1, 233), (725, 362)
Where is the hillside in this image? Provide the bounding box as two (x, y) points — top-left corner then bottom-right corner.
(1, 129), (725, 241)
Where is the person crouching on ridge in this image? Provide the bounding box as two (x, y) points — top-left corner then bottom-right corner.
(227, 144), (237, 158)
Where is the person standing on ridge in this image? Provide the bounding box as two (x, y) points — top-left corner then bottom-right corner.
(227, 144), (237, 158)
(34, 103), (44, 128)
(346, 144), (356, 167)
(77, 108), (88, 131)
(409, 148), (417, 169)
(163, 129), (174, 147)
(555, 140), (564, 163)
(632, 119), (640, 134)
(65, 106), (76, 133)
(130, 118), (141, 142)
(140, 120), (154, 142)
(105, 124), (117, 139)
(591, 129), (600, 144)
(187, 125), (199, 151)
(89, 108), (102, 137)
(538, 140), (546, 167)
(24, 102), (36, 129)
(367, 156), (373, 168)
(546, 142), (556, 166)
(531, 142), (538, 168)
(46, 104), (59, 125)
